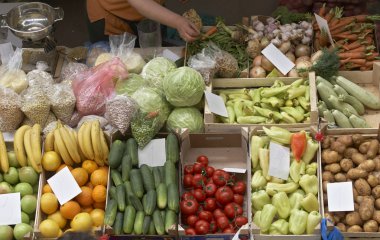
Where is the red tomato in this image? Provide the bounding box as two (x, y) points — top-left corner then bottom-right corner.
(181, 192), (194, 200)
(192, 174), (207, 189)
(184, 165), (194, 175)
(206, 178), (214, 184)
(187, 215), (199, 227)
(193, 162), (206, 174)
(192, 189), (206, 202)
(215, 186), (234, 205)
(205, 166), (215, 177)
(232, 181), (246, 195)
(235, 216), (248, 227)
(180, 199), (199, 215)
(197, 155), (209, 166)
(223, 227), (235, 233)
(199, 211), (213, 222)
(212, 170), (230, 186)
(209, 220), (217, 233)
(204, 183), (217, 197)
(183, 174), (194, 188)
(204, 198), (217, 212)
(213, 209), (226, 219)
(185, 228), (196, 235)
(216, 216), (229, 230)
(224, 203), (243, 219)
(233, 194), (244, 206)
(195, 220), (210, 235)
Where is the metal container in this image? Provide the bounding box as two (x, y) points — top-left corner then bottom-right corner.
(0, 2), (63, 42)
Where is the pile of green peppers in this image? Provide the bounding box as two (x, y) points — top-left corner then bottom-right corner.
(251, 127), (321, 235)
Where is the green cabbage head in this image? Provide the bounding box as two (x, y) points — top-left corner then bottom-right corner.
(167, 107), (204, 133)
(115, 73), (147, 96)
(141, 57), (176, 92)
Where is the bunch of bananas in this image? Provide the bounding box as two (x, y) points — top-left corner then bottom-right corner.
(44, 120), (109, 167)
(0, 131), (9, 173)
(14, 124), (43, 173)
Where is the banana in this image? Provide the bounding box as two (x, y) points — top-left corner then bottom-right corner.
(82, 122), (95, 160)
(77, 123), (89, 159)
(14, 125), (31, 167)
(99, 131), (109, 164)
(24, 129), (41, 173)
(0, 131), (9, 173)
(59, 126), (81, 164)
(44, 131), (55, 152)
(72, 130), (86, 162)
(90, 120), (104, 167)
(53, 128), (74, 166)
(30, 124), (42, 165)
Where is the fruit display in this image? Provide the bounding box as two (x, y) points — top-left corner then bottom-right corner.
(180, 155), (248, 235)
(251, 127), (321, 235)
(105, 133), (180, 236)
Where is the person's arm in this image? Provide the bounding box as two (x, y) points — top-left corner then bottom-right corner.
(128, 0), (199, 42)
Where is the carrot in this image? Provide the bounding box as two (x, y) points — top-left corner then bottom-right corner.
(348, 58), (367, 65)
(340, 58), (352, 64)
(367, 52), (379, 61)
(332, 31), (351, 37)
(346, 45), (376, 53)
(319, 3), (327, 17)
(360, 66), (370, 71)
(365, 61), (375, 67)
(343, 63), (362, 69)
(334, 34), (359, 41)
(325, 9), (335, 23)
(338, 52), (368, 59)
(201, 26), (217, 40)
(330, 17), (358, 31)
(345, 41), (362, 50)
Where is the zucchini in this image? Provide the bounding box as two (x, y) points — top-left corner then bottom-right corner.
(158, 166), (165, 182)
(116, 184), (126, 212)
(143, 190), (157, 216)
(134, 211), (145, 235)
(140, 164), (155, 192)
(142, 215), (151, 235)
(152, 167), (162, 189)
(164, 161), (176, 187)
(130, 169), (144, 198)
(349, 115), (371, 128)
(167, 183), (179, 212)
(113, 212), (124, 235)
(332, 110), (353, 128)
(166, 133), (179, 163)
(109, 186), (116, 200)
(340, 94), (365, 115)
(124, 181), (133, 205)
(111, 169), (123, 187)
(336, 76), (380, 110)
(129, 194), (144, 211)
(157, 183), (168, 209)
(165, 209), (177, 234)
(149, 219), (156, 235)
(153, 210), (165, 235)
(323, 110), (335, 126)
(121, 154), (132, 181)
(104, 199), (118, 226)
(317, 82), (337, 109)
(328, 95), (359, 117)
(316, 76), (334, 88)
(126, 138), (139, 166)
(123, 205), (136, 234)
(333, 84), (349, 97)
(317, 101), (328, 117)
(108, 140), (125, 169)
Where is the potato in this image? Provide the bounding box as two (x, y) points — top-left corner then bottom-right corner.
(344, 147), (358, 159)
(331, 141), (346, 154)
(336, 223), (346, 232)
(372, 210), (380, 224)
(347, 168), (369, 180)
(337, 135), (353, 147)
(372, 186), (380, 199)
(358, 160), (376, 172)
(353, 188), (359, 201)
(352, 152), (366, 166)
(359, 141), (371, 154)
(356, 195), (374, 204)
(340, 159), (354, 172)
(322, 171), (335, 182)
(353, 134), (370, 146)
(354, 203), (360, 211)
(335, 212), (346, 222)
(322, 136), (334, 149)
(367, 139), (380, 159)
(347, 225), (363, 232)
(363, 220), (378, 232)
(322, 149), (342, 164)
(355, 178), (371, 196)
(324, 163), (341, 174)
(359, 197), (375, 220)
(374, 157), (380, 171)
(367, 174), (379, 188)
(335, 173), (347, 182)
(346, 212), (363, 226)
(322, 181), (328, 192)
(376, 199), (380, 209)
(323, 193), (328, 205)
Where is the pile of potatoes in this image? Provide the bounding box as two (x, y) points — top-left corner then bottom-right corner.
(322, 134), (380, 233)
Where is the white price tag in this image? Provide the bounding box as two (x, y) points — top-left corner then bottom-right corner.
(223, 168), (246, 173)
(268, 142), (290, 180)
(138, 138), (166, 167)
(48, 167), (82, 205)
(327, 182), (354, 212)
(204, 91), (228, 117)
(261, 43), (295, 75)
(314, 13), (334, 46)
(0, 193), (21, 225)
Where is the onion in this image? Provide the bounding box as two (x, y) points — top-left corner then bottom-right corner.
(295, 44), (311, 57)
(288, 68), (299, 77)
(295, 56), (310, 65)
(253, 55), (262, 67)
(279, 41), (291, 53)
(261, 56), (275, 72)
(250, 66), (266, 78)
(295, 60), (312, 78)
(311, 50), (323, 64)
(285, 52), (296, 63)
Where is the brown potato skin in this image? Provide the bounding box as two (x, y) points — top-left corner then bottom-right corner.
(355, 178), (371, 196)
(337, 135), (353, 147)
(322, 149), (342, 164)
(367, 174), (379, 188)
(359, 197), (375, 221)
(336, 223), (346, 232)
(335, 173), (347, 182)
(340, 158), (354, 172)
(346, 212), (363, 226)
(322, 181), (328, 192)
(372, 210), (380, 224)
(322, 136), (334, 149)
(331, 141), (346, 154)
(324, 163), (341, 174)
(367, 139), (379, 159)
(375, 199), (380, 210)
(372, 186), (380, 199)
(344, 147), (358, 159)
(347, 168), (368, 180)
(358, 160), (376, 172)
(359, 141), (371, 154)
(363, 220), (378, 232)
(352, 153), (366, 166)
(374, 157), (380, 171)
(322, 171), (335, 182)
(347, 225), (363, 232)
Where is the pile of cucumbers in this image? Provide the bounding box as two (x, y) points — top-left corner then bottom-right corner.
(104, 133), (180, 235)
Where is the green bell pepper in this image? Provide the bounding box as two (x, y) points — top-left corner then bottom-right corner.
(289, 192), (304, 210)
(272, 192), (291, 219)
(302, 139), (319, 164)
(289, 209), (308, 235)
(251, 170), (267, 190)
(266, 182), (299, 196)
(263, 126), (293, 145)
(259, 204), (277, 233)
(299, 174), (318, 195)
(251, 190), (271, 211)
(289, 160), (305, 183)
(301, 193), (319, 213)
(269, 219), (289, 235)
(306, 211), (322, 234)
(306, 162), (317, 175)
(253, 211), (261, 227)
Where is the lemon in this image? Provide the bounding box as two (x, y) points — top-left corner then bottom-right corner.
(39, 219), (60, 238)
(70, 213), (93, 231)
(40, 193), (58, 215)
(48, 211), (67, 229)
(42, 151), (61, 171)
(90, 209), (105, 227)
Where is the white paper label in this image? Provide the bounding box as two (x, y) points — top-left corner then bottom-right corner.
(268, 142), (290, 180)
(223, 168), (246, 173)
(162, 49), (181, 62)
(138, 138), (166, 167)
(314, 14), (334, 46)
(0, 42), (14, 65)
(2, 132), (14, 142)
(327, 182), (354, 212)
(0, 192), (21, 225)
(47, 167), (82, 205)
(261, 43), (295, 75)
(204, 91), (228, 117)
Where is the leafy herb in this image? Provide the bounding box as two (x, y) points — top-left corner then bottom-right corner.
(311, 48), (340, 80)
(272, 6), (312, 24)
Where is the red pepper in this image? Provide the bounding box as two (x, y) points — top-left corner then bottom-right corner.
(291, 131), (307, 162)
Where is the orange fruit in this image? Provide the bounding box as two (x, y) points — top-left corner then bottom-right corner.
(42, 151), (62, 171)
(71, 168), (88, 187)
(40, 193), (59, 215)
(90, 169), (108, 186)
(75, 186), (93, 207)
(99, 166), (109, 173)
(70, 212), (93, 231)
(90, 209), (105, 227)
(86, 182), (94, 189)
(82, 160), (98, 174)
(92, 185), (106, 203)
(82, 206), (93, 214)
(43, 184), (53, 194)
(57, 164), (73, 172)
(60, 201), (81, 220)
(93, 201), (105, 209)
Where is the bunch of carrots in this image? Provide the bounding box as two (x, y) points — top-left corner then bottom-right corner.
(314, 4), (380, 71)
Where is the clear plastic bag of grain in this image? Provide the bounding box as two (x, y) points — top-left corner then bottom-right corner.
(43, 121), (58, 136)
(187, 51), (216, 85)
(60, 62), (89, 83)
(46, 83), (76, 124)
(44, 111), (57, 128)
(0, 86), (24, 131)
(204, 42), (239, 78)
(105, 95), (138, 134)
(26, 61), (54, 87)
(21, 86), (50, 126)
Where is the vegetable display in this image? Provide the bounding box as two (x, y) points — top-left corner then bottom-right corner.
(181, 155), (248, 235)
(105, 134), (180, 236)
(166, 107), (204, 133)
(251, 127), (321, 235)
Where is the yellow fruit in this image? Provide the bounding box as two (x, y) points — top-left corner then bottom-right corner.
(70, 212), (93, 231)
(42, 151), (62, 171)
(60, 201), (81, 220)
(75, 186), (93, 207)
(92, 185), (106, 203)
(42, 184), (53, 194)
(90, 169), (108, 186)
(71, 168), (88, 187)
(82, 160), (98, 175)
(41, 193), (59, 215)
(57, 164), (73, 172)
(90, 209), (105, 227)
(39, 219), (60, 238)
(48, 211), (67, 229)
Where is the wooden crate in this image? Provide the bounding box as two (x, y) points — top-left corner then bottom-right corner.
(204, 72), (318, 133)
(249, 126), (322, 240)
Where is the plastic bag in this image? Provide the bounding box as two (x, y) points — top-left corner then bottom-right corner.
(77, 115), (108, 129)
(0, 86), (24, 131)
(46, 83), (76, 123)
(26, 61), (54, 87)
(204, 42), (238, 78)
(105, 95), (138, 134)
(72, 57), (128, 116)
(187, 50), (217, 85)
(66, 111), (82, 128)
(21, 86), (50, 126)
(60, 62), (88, 82)
(86, 41), (110, 67)
(0, 48), (28, 94)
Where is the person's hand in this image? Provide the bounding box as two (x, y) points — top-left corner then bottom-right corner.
(175, 16), (200, 42)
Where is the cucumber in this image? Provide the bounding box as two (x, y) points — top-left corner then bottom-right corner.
(160, 210), (166, 224)
(349, 115), (371, 128)
(109, 186), (116, 200)
(158, 166), (165, 182)
(134, 211), (145, 235)
(130, 169), (144, 198)
(165, 210), (177, 234)
(123, 205), (136, 234)
(142, 215), (151, 235)
(167, 183), (179, 212)
(143, 190), (157, 216)
(113, 212), (124, 235)
(153, 210), (165, 235)
(111, 169), (123, 187)
(164, 161), (176, 187)
(108, 140), (125, 169)
(148, 220), (156, 235)
(121, 154), (132, 181)
(157, 183), (167, 209)
(126, 138), (139, 166)
(140, 164), (155, 192)
(129, 194), (144, 211)
(104, 199), (117, 226)
(332, 110), (353, 128)
(116, 184), (126, 212)
(152, 167), (162, 189)
(328, 95), (359, 117)
(166, 133), (179, 163)
(124, 181), (132, 205)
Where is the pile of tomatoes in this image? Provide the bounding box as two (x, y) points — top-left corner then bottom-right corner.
(181, 155), (248, 235)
